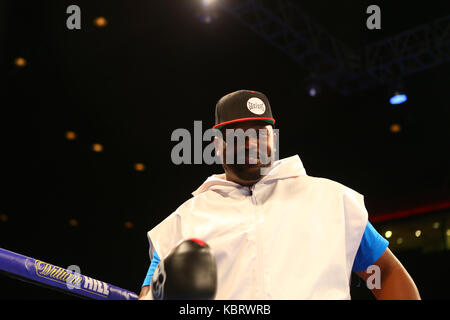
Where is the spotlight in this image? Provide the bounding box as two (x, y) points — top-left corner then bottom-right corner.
(198, 12), (217, 24)
(134, 163), (146, 172)
(389, 123), (401, 133)
(124, 221), (134, 229)
(304, 74), (321, 97)
(14, 57), (27, 67)
(92, 143), (104, 152)
(197, 0), (218, 24)
(65, 131), (77, 141)
(200, 14), (212, 24)
(388, 80), (407, 105)
(389, 92), (407, 105)
(308, 87), (318, 97)
(203, 0), (214, 6)
(93, 16), (108, 27)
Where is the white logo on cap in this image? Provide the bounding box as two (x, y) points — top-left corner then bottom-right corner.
(246, 97), (266, 115)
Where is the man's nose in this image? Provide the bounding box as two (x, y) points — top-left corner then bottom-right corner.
(245, 136), (258, 149)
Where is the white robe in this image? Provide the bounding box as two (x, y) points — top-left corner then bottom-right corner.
(146, 155), (367, 299)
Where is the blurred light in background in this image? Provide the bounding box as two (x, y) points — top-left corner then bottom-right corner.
(69, 219), (79, 227)
(198, 0), (218, 24)
(65, 131), (77, 141)
(374, 210), (450, 254)
(389, 92), (407, 105)
(134, 163), (146, 172)
(92, 143), (104, 152)
(14, 57), (27, 67)
(124, 221), (134, 229)
(0, 214), (8, 223)
(390, 123), (401, 133)
(199, 13), (214, 24)
(308, 87), (317, 97)
(203, 15), (212, 24)
(304, 74), (321, 97)
(93, 16), (108, 28)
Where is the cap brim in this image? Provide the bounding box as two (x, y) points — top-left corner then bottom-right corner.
(213, 117), (275, 130)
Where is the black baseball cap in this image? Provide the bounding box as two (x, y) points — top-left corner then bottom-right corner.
(213, 90), (275, 130)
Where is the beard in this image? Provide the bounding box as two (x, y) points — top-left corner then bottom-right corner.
(222, 148), (273, 182)
(223, 162), (263, 182)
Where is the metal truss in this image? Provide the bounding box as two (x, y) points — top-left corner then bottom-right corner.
(365, 15), (450, 84)
(215, 0), (450, 95)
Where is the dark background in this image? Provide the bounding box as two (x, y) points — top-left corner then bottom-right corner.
(1, 0), (449, 299)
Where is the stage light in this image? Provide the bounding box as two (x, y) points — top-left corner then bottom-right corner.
(124, 221), (134, 229)
(389, 92), (407, 105)
(396, 237), (403, 245)
(14, 57), (27, 67)
(197, 0), (218, 24)
(388, 79), (407, 105)
(446, 229), (450, 237)
(415, 230), (422, 238)
(92, 143), (104, 152)
(432, 222), (440, 229)
(0, 214), (8, 223)
(304, 74), (321, 97)
(94, 16), (108, 27)
(308, 87), (317, 97)
(134, 163), (146, 172)
(389, 123), (401, 133)
(65, 131), (77, 140)
(384, 230), (392, 238)
(69, 219), (79, 227)
(203, 15), (212, 23)
(198, 13), (216, 24)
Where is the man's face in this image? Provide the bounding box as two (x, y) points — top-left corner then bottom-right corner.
(215, 120), (276, 185)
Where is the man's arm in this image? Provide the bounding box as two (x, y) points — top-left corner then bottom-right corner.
(138, 250), (161, 300)
(355, 247), (421, 300)
(139, 286), (150, 300)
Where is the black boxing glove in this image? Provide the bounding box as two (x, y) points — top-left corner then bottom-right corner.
(151, 238), (217, 300)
